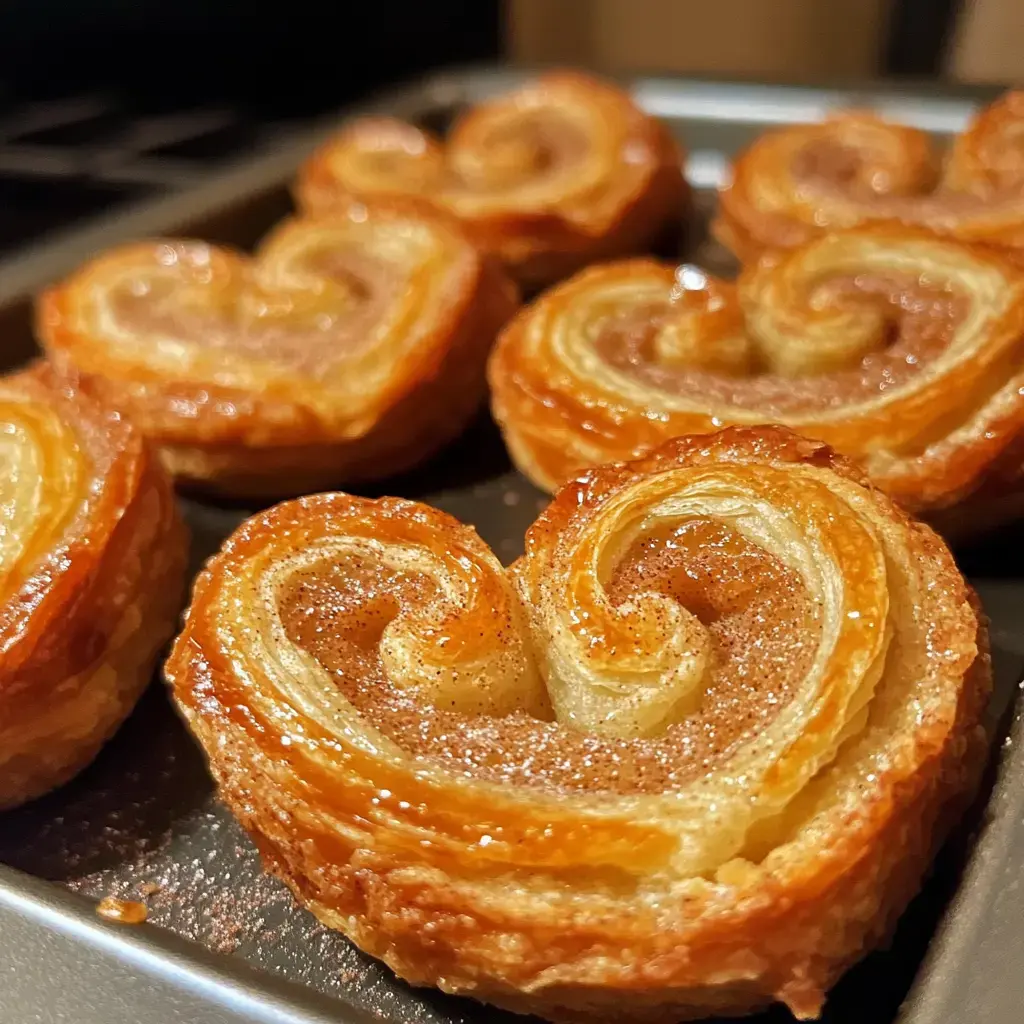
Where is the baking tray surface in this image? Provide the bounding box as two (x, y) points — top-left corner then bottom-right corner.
(0, 66), (1020, 1024)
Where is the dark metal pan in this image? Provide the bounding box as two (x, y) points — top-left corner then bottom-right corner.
(0, 66), (1020, 1024)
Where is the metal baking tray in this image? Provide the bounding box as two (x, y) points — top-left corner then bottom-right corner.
(0, 66), (1021, 1024)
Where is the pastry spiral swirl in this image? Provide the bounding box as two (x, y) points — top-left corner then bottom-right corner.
(489, 224), (1024, 521)
(38, 199), (517, 498)
(0, 363), (187, 809)
(166, 426), (989, 1022)
(295, 72), (688, 289)
(716, 91), (1024, 261)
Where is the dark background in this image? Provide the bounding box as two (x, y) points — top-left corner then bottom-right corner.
(0, 3), (503, 115)
(0, 3), (503, 256)
(0, 0), (961, 259)
(0, 0), (963, 110)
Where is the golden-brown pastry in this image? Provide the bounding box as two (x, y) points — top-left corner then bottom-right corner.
(166, 426), (990, 1022)
(0, 363), (187, 809)
(295, 72), (688, 290)
(489, 224), (1024, 525)
(716, 91), (1024, 262)
(37, 199), (518, 499)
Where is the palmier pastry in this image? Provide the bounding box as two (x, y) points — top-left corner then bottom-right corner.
(37, 199), (517, 499)
(166, 426), (990, 1022)
(716, 91), (1024, 261)
(489, 224), (1024, 526)
(0, 363), (186, 809)
(295, 72), (688, 290)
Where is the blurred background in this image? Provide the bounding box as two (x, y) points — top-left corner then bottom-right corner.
(509, 0), (1015, 83)
(0, 0), (1017, 107)
(0, 0), (1015, 260)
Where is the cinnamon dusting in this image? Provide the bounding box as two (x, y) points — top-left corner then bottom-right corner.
(276, 518), (819, 796)
(599, 270), (966, 412)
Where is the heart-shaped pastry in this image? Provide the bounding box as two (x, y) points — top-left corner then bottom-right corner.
(166, 426), (989, 1021)
(0, 363), (186, 808)
(489, 224), (1024, 531)
(38, 199), (518, 498)
(716, 91), (1024, 261)
(296, 72), (689, 290)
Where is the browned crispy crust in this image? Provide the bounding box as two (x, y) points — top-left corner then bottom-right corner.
(715, 91), (1024, 262)
(36, 199), (518, 499)
(166, 426), (990, 1021)
(295, 71), (689, 290)
(488, 224), (1024, 524)
(0, 362), (188, 809)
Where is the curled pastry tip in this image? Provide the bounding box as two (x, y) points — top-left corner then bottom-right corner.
(167, 426), (989, 1021)
(489, 224), (1024, 531)
(36, 197), (518, 498)
(295, 70), (689, 289)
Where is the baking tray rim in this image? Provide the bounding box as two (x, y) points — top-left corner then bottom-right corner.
(0, 63), (1019, 1024)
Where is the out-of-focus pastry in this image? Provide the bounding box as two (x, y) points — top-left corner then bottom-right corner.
(716, 91), (1024, 261)
(489, 224), (1024, 529)
(166, 426), (990, 1021)
(37, 199), (517, 499)
(296, 72), (688, 290)
(0, 363), (187, 809)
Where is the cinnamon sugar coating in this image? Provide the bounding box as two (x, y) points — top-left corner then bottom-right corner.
(489, 225), (1024, 525)
(166, 426), (990, 1021)
(37, 198), (518, 498)
(296, 72), (689, 290)
(716, 91), (1024, 261)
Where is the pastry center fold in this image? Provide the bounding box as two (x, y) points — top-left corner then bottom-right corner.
(597, 268), (966, 403)
(274, 516), (818, 797)
(107, 242), (397, 377)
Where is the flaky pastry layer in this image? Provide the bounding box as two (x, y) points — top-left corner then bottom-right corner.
(295, 71), (689, 289)
(489, 224), (1024, 521)
(166, 426), (989, 1021)
(716, 91), (1024, 261)
(37, 199), (518, 498)
(0, 363), (187, 808)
